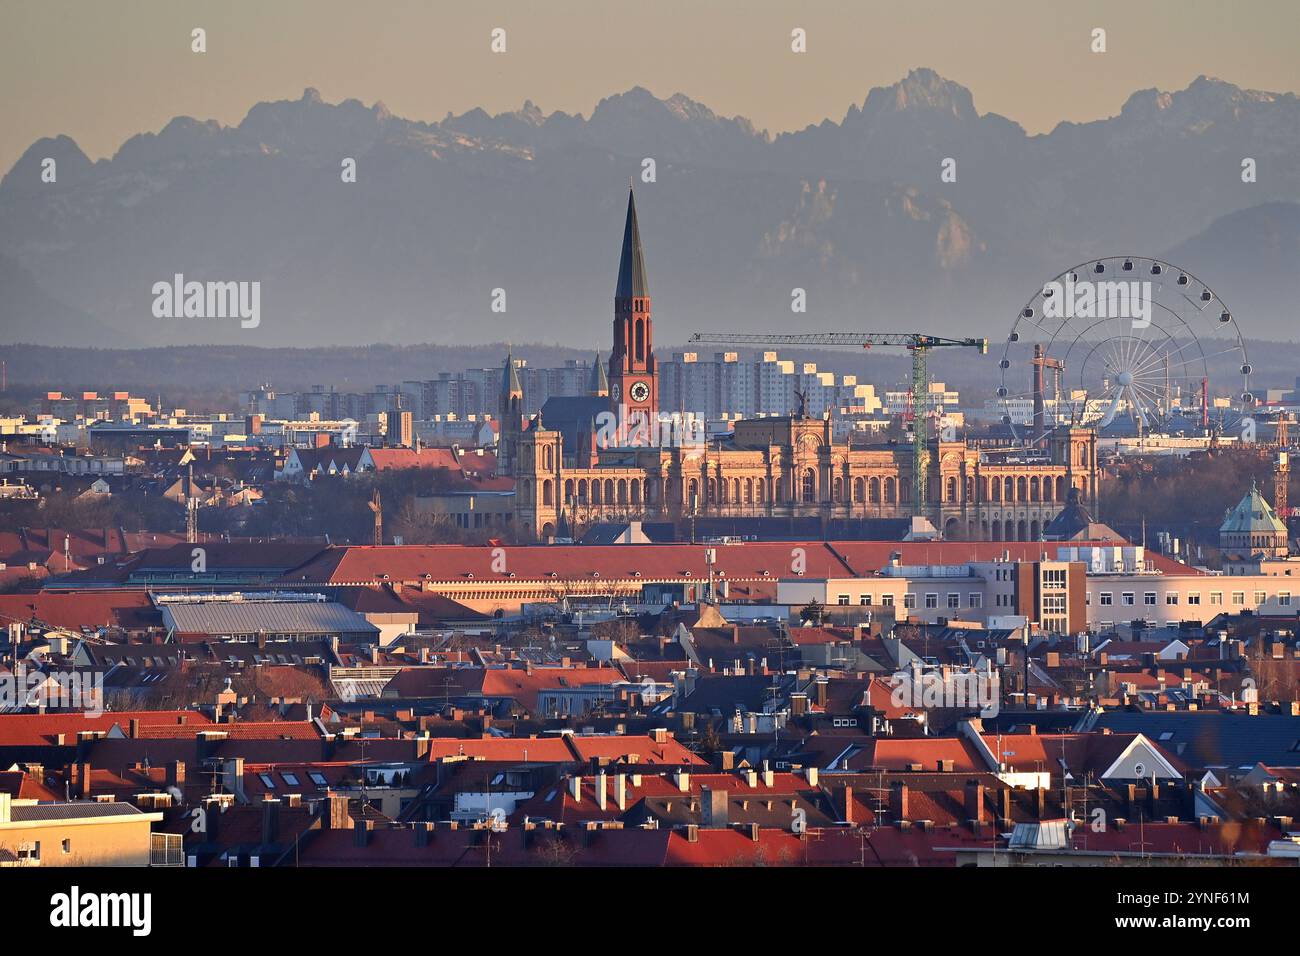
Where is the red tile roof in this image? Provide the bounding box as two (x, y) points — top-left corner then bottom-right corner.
(135, 720), (322, 740)
(562, 734), (707, 766)
(335, 585), (488, 623)
(847, 737), (986, 773)
(789, 626), (856, 646)
(419, 733), (705, 766)
(1068, 820), (1282, 857)
(0, 769), (60, 801)
(0, 710), (211, 747)
(276, 538), (1195, 589)
(241, 761), (357, 799)
(385, 665), (624, 712)
(365, 448), (460, 471)
(510, 770), (814, 823)
(422, 737), (576, 763)
(278, 541), (857, 586)
(0, 590), (158, 631)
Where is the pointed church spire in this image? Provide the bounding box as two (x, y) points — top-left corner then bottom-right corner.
(616, 187), (648, 299)
(589, 352), (609, 396)
(502, 351), (522, 399)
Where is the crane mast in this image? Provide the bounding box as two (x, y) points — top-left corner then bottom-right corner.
(689, 331), (989, 515)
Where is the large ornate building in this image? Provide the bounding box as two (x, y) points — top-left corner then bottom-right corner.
(500, 189), (1099, 541)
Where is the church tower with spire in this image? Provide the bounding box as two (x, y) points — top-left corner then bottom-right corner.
(498, 352), (524, 476)
(609, 187), (658, 424)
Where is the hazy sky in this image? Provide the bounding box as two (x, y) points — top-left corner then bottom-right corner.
(3, 0), (1298, 173)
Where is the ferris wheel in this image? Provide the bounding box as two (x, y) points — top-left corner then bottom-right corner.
(996, 256), (1253, 444)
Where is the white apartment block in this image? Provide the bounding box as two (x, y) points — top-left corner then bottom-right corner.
(884, 382), (960, 417)
(660, 351), (882, 420)
(776, 544), (1299, 634)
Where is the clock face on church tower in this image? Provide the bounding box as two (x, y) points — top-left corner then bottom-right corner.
(629, 380), (650, 404)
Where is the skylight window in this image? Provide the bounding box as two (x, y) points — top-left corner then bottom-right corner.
(281, 772), (300, 786)
(308, 772), (328, 787)
(259, 774), (275, 788)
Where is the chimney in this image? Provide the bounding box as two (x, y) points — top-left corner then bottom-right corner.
(701, 786), (728, 829)
(890, 782), (909, 823)
(761, 761), (774, 788)
(1034, 786), (1047, 820)
(353, 818), (372, 847)
(613, 773), (627, 811)
(594, 771), (607, 811)
(129, 718), (140, 739)
(673, 769), (690, 793)
(842, 785), (854, 825)
(569, 776), (582, 801)
(203, 797), (222, 842)
(805, 766), (818, 787)
(998, 786), (1013, 828)
(965, 780), (986, 826)
(166, 760), (186, 788)
(222, 757), (246, 801)
(326, 793), (350, 830)
(715, 750), (735, 771)
(261, 798), (281, 846)
(78, 761), (92, 799)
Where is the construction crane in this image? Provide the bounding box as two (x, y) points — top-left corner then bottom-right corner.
(689, 331), (988, 514)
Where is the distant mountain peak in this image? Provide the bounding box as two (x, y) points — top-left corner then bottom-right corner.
(18, 133), (88, 165)
(857, 67), (977, 121)
(1, 135), (92, 193)
(591, 86), (665, 117)
(1119, 74), (1297, 120)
